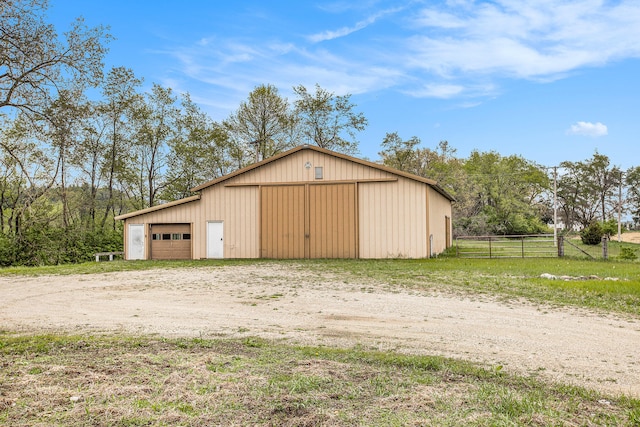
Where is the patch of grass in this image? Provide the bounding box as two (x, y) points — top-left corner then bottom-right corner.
(301, 258), (640, 316)
(0, 333), (638, 426)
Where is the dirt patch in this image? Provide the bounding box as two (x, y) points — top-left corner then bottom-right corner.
(1, 264), (639, 397)
(621, 231), (640, 244)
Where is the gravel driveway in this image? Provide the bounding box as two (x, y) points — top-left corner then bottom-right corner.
(1, 264), (638, 397)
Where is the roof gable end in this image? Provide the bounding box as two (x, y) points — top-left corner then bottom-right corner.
(191, 145), (455, 201)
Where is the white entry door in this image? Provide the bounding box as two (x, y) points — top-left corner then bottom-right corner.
(206, 221), (224, 259)
(127, 224), (145, 260)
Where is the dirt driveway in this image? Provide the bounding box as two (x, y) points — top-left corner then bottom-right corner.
(1, 264), (639, 397)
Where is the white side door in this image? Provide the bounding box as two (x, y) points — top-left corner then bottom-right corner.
(127, 224), (145, 260)
(206, 221), (224, 259)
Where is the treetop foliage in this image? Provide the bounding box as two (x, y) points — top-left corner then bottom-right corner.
(0, 0), (111, 120)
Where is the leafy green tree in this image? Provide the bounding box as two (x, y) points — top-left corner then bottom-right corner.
(100, 67), (142, 228)
(224, 84), (296, 165)
(44, 89), (89, 228)
(558, 153), (621, 229)
(626, 166), (640, 227)
(293, 84), (366, 154)
(161, 94), (231, 201)
(580, 221), (603, 245)
(463, 151), (549, 235)
(129, 83), (180, 208)
(71, 101), (109, 229)
(379, 132), (421, 174)
(0, 0), (110, 119)
(0, 115), (57, 237)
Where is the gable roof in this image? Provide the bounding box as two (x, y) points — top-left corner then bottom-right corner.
(191, 145), (455, 201)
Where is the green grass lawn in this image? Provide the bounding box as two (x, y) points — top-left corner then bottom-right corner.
(1, 334), (639, 426)
(2, 257), (639, 425)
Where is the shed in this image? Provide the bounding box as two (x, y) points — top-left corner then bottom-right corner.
(115, 145), (454, 260)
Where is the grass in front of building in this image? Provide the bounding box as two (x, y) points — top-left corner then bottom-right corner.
(1, 333), (639, 426)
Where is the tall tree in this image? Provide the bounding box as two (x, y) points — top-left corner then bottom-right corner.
(0, 114), (57, 236)
(44, 89), (88, 228)
(100, 67), (142, 229)
(558, 153), (621, 229)
(224, 84), (296, 164)
(130, 83), (180, 208)
(379, 132), (421, 174)
(71, 101), (108, 229)
(0, 0), (110, 119)
(463, 151), (549, 235)
(626, 166), (640, 227)
(293, 84), (367, 154)
(161, 94), (231, 201)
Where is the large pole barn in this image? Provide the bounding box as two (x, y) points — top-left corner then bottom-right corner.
(116, 145), (454, 260)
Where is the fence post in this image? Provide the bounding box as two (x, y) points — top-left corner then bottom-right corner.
(521, 236), (525, 258)
(602, 235), (609, 260)
(557, 235), (564, 257)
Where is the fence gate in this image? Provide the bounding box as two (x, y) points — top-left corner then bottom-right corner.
(455, 235), (557, 258)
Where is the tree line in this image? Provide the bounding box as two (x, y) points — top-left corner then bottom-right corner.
(378, 135), (640, 238)
(1, 0), (638, 265)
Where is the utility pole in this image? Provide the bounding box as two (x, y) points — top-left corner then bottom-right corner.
(553, 166), (558, 247)
(618, 170), (623, 242)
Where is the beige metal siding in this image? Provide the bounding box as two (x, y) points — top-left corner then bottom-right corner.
(309, 184), (356, 258)
(230, 150), (396, 184)
(428, 187), (453, 254)
(120, 147), (453, 260)
(359, 178), (427, 258)
(198, 185), (261, 259)
(224, 186), (259, 258)
(122, 200), (200, 260)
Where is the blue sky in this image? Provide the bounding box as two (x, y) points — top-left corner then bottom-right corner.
(49, 0), (640, 169)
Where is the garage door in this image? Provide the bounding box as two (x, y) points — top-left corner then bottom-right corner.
(309, 184), (356, 258)
(261, 185), (305, 258)
(260, 184), (356, 259)
(150, 224), (191, 260)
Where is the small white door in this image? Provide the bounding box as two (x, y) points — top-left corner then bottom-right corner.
(207, 221), (224, 259)
(128, 224), (145, 260)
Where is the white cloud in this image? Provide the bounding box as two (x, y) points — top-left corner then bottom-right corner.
(407, 0), (640, 79)
(408, 83), (464, 98)
(307, 6), (403, 43)
(566, 121), (608, 137)
(157, 0), (640, 111)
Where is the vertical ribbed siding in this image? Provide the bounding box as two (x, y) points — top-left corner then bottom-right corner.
(428, 187), (453, 254)
(260, 185), (305, 258)
(309, 184), (356, 258)
(225, 186), (259, 258)
(231, 150), (395, 184)
(358, 178), (427, 258)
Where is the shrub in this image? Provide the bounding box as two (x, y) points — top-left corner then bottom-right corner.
(580, 222), (603, 245)
(619, 247), (638, 261)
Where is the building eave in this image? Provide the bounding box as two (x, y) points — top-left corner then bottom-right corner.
(114, 194), (201, 221)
